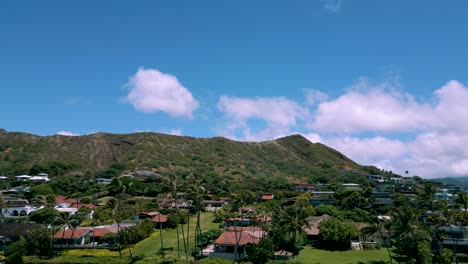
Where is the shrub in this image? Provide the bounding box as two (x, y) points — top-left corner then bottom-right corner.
(6, 253), (24, 264)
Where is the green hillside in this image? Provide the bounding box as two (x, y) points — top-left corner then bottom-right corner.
(0, 129), (363, 182)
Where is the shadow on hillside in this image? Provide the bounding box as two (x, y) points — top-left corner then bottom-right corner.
(357, 261), (389, 264)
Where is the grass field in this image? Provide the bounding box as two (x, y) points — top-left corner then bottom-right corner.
(295, 247), (390, 264)
(27, 212), (220, 264)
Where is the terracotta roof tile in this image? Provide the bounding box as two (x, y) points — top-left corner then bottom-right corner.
(54, 228), (91, 239)
(214, 230), (264, 246)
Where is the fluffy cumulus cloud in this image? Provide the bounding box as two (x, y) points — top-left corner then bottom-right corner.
(308, 80), (468, 178)
(56, 130), (80, 136)
(312, 79), (433, 133)
(217, 96), (309, 141)
(216, 79), (468, 178)
(125, 68), (199, 118)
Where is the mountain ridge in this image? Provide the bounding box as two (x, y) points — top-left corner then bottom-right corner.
(0, 129), (363, 181)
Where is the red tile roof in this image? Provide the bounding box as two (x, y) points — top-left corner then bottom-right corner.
(88, 227), (119, 237)
(54, 228), (91, 239)
(214, 230), (263, 246)
(55, 195), (76, 204)
(261, 193), (274, 200)
(226, 226), (263, 232)
(151, 214), (168, 223)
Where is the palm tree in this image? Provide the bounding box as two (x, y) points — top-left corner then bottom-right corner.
(170, 174), (188, 259)
(156, 198), (165, 259)
(278, 201), (311, 256)
(390, 206), (431, 264)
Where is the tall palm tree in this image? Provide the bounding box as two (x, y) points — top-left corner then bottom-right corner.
(170, 174), (188, 259)
(156, 198), (165, 259)
(390, 206), (430, 264)
(278, 201), (311, 256)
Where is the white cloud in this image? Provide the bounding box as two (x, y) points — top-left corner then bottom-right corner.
(217, 96), (309, 141)
(125, 68), (199, 119)
(304, 89), (328, 105)
(313, 81), (432, 133)
(213, 79), (468, 178)
(56, 130), (80, 136)
(322, 0), (342, 13)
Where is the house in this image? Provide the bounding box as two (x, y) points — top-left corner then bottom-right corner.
(204, 226), (265, 260)
(224, 217), (252, 227)
(55, 195), (77, 208)
(95, 178), (112, 185)
(87, 226), (120, 245)
(370, 192), (393, 209)
(437, 225), (468, 253)
(137, 211), (168, 228)
(202, 200), (227, 211)
(15, 175), (31, 181)
(366, 175), (385, 183)
(261, 193), (274, 202)
(159, 199), (192, 212)
(54, 227), (92, 246)
(294, 182), (315, 192)
(303, 214), (332, 243)
(434, 189), (454, 201)
(390, 177), (403, 184)
(309, 191), (334, 207)
(2, 196), (39, 217)
(30, 173), (50, 182)
(342, 183), (361, 191)
(55, 195), (95, 218)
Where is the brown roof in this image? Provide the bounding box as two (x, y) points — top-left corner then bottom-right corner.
(261, 193), (274, 200)
(88, 227), (119, 237)
(226, 226), (263, 232)
(275, 250), (293, 257)
(54, 228), (91, 239)
(151, 214), (168, 223)
(55, 195), (76, 204)
(304, 214), (332, 236)
(214, 230), (263, 246)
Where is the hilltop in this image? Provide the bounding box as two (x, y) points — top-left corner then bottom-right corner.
(0, 129), (371, 182)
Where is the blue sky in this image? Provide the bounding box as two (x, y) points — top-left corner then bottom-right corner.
(2, 0), (468, 178)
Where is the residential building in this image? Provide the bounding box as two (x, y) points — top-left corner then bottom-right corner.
(293, 182), (315, 192)
(202, 226), (265, 260)
(309, 191), (334, 207)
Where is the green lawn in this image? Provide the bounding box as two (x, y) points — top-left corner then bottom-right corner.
(295, 247), (391, 264)
(26, 212), (219, 264)
(133, 212), (219, 262)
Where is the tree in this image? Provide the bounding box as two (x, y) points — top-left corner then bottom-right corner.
(245, 238), (274, 264)
(29, 207), (61, 224)
(280, 200), (311, 254)
(390, 206), (431, 264)
(318, 218), (358, 250)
